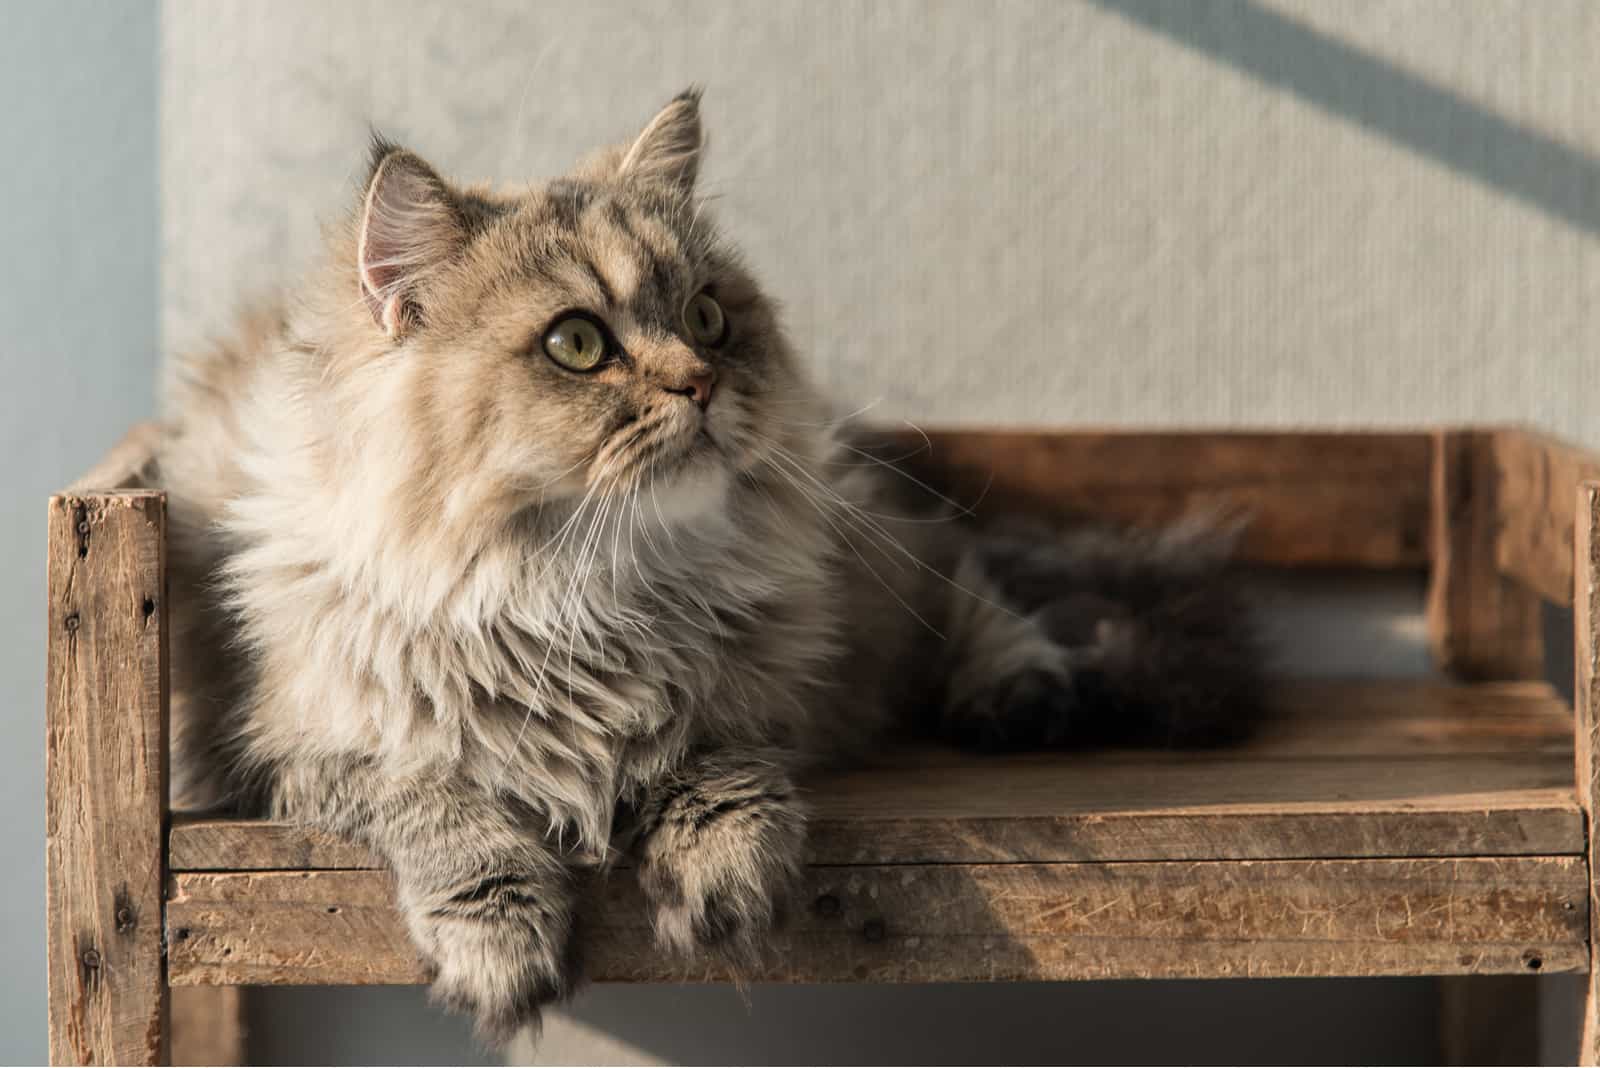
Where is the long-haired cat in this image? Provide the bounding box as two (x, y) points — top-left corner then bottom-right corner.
(157, 89), (1262, 1041)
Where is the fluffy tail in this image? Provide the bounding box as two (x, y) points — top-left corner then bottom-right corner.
(931, 516), (1266, 751)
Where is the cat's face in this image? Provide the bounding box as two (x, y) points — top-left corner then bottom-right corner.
(346, 90), (817, 527)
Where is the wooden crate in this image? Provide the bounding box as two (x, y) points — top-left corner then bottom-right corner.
(44, 424), (1600, 1064)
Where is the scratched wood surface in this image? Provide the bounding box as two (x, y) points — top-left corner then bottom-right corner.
(1494, 429), (1600, 605)
(883, 429), (1433, 569)
(166, 857), (1587, 987)
(46, 492), (169, 1066)
(170, 679), (1582, 870)
(1426, 431), (1545, 679)
(1573, 483), (1600, 1067)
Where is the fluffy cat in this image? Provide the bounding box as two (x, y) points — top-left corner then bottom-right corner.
(156, 89), (1262, 1041)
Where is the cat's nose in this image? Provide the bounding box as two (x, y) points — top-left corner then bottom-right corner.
(669, 370), (717, 410)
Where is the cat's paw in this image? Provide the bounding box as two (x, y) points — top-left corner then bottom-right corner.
(400, 876), (581, 1044)
(636, 762), (806, 964)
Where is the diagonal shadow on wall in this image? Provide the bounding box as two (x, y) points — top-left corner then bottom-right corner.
(1086, 0), (1600, 238)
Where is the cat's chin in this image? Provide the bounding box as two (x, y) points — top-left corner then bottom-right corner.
(648, 458), (733, 528)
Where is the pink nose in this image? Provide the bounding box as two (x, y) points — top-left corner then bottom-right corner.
(677, 370), (716, 410)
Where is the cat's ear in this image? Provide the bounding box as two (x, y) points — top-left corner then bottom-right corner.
(357, 137), (466, 338)
(618, 88), (703, 194)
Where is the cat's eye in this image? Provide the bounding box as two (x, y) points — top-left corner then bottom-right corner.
(542, 315), (608, 372)
(684, 291), (728, 346)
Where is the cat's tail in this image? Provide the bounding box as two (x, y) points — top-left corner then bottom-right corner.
(930, 514), (1267, 751)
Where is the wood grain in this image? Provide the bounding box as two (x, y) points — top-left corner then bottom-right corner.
(166, 857), (1587, 987)
(1495, 429), (1600, 604)
(170, 680), (1582, 870)
(1426, 431), (1544, 679)
(880, 429), (1432, 569)
(1573, 482), (1600, 1066)
(46, 492), (168, 1066)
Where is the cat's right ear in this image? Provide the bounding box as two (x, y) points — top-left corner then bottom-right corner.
(358, 137), (465, 338)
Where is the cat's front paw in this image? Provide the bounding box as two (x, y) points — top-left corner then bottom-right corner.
(636, 762), (806, 964)
(400, 876), (581, 1044)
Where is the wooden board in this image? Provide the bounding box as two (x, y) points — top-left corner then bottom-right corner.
(1494, 428), (1600, 605)
(170, 680), (1583, 870)
(1573, 482), (1600, 1066)
(1426, 431), (1544, 679)
(46, 492), (168, 1066)
(883, 429), (1433, 569)
(166, 857), (1588, 987)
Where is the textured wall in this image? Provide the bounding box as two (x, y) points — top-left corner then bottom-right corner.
(164, 0), (1600, 441)
(157, 1), (1595, 1062)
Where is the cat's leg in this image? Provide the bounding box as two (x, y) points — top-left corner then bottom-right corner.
(933, 519), (1265, 751)
(631, 750), (806, 964)
(276, 760), (582, 1042)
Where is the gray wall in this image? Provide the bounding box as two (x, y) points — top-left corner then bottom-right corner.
(0, 3), (159, 1063)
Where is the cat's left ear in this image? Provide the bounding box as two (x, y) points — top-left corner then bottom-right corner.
(618, 88), (703, 194)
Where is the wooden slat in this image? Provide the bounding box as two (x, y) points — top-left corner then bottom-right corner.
(68, 423), (160, 492)
(885, 430), (1432, 569)
(46, 492), (168, 1066)
(1572, 482), (1600, 1066)
(166, 857), (1588, 987)
(1494, 428), (1600, 605)
(170, 680), (1583, 870)
(1427, 431), (1544, 678)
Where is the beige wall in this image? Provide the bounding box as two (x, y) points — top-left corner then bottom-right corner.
(160, 1), (1595, 1062)
(165, 0), (1600, 442)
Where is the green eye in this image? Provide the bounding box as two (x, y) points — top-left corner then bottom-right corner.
(684, 291), (727, 345)
(542, 315), (608, 371)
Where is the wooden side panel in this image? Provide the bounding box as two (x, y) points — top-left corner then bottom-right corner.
(1427, 431), (1544, 679)
(166, 858), (1587, 987)
(1495, 429), (1600, 605)
(46, 492), (168, 1066)
(885, 430), (1432, 568)
(1573, 483), (1600, 1066)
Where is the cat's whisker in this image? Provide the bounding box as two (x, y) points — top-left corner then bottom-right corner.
(759, 455), (943, 639)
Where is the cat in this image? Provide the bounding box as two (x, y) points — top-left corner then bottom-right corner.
(156, 89), (1263, 1042)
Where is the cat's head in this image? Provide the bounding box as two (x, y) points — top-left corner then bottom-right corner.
(321, 89), (821, 531)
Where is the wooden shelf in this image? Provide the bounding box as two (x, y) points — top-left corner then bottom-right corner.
(166, 680), (1586, 987)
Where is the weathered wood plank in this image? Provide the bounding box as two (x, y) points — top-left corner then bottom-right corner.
(1572, 482), (1600, 1066)
(170, 987), (242, 1067)
(46, 492), (168, 1066)
(1495, 429), (1600, 605)
(172, 754), (1580, 870)
(883, 429), (1432, 569)
(68, 423), (160, 493)
(1427, 431), (1544, 679)
(166, 857), (1588, 987)
(170, 680), (1582, 870)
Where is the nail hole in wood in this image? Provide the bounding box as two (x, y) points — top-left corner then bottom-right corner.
(63, 613), (80, 633)
(173, 927), (191, 942)
(141, 596), (155, 621)
(326, 906), (340, 914)
(1525, 954), (1544, 971)
(115, 907), (135, 932)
